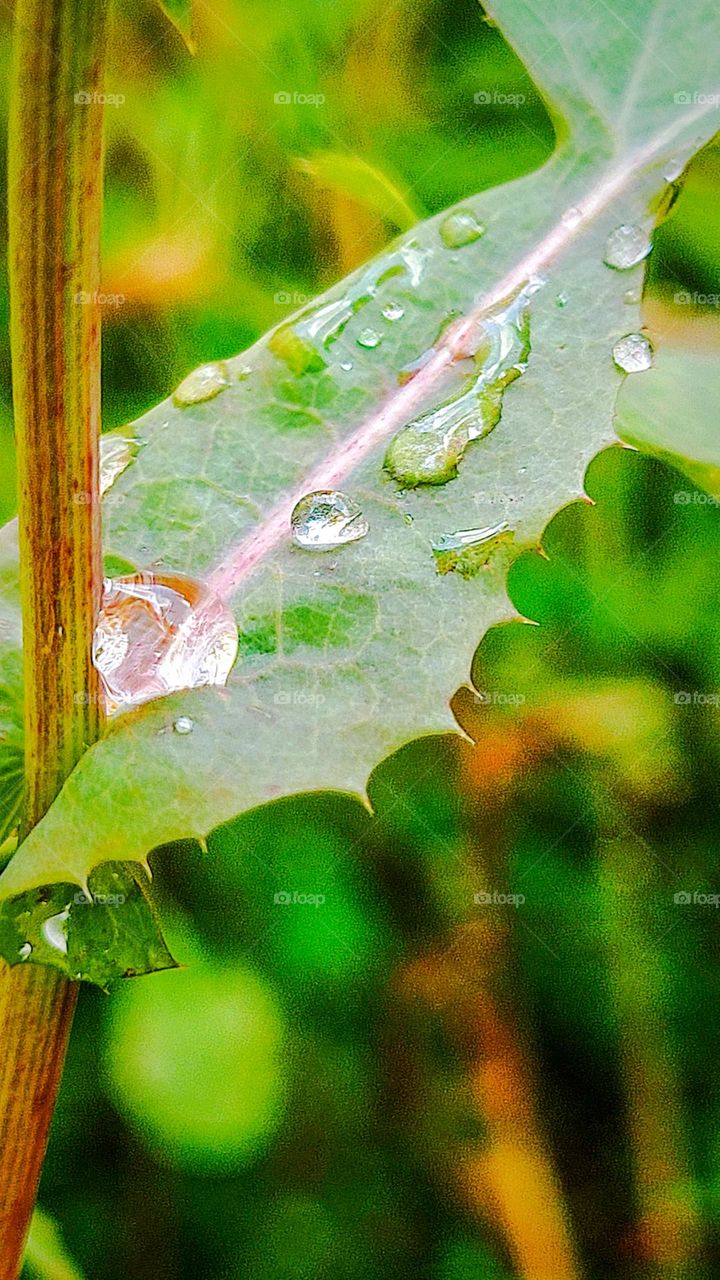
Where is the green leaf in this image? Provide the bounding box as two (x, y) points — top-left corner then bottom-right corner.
(0, 863), (177, 989)
(295, 151), (423, 232)
(154, 0), (195, 53)
(1, 0), (720, 966)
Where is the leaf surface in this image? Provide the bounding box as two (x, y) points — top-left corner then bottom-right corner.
(1, 0), (719, 925)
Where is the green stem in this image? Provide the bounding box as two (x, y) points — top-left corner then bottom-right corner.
(0, 0), (108, 1270)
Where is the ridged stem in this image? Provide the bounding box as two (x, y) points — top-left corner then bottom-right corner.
(0, 0), (108, 1270)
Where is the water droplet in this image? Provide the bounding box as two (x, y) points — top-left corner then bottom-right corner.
(340, 360), (353, 372)
(431, 521), (510, 576)
(562, 207), (583, 228)
(237, 364), (252, 380)
(440, 210), (486, 249)
(18, 942), (32, 960)
(612, 332), (653, 373)
(623, 287), (641, 305)
(604, 224), (652, 271)
(663, 158), (684, 183)
(357, 328), (382, 350)
(42, 909), (70, 955)
(291, 491), (369, 551)
(555, 292), (570, 308)
(173, 361), (231, 406)
(385, 280), (540, 487)
(93, 573), (239, 714)
(100, 435), (141, 495)
(173, 715), (195, 735)
(382, 302), (405, 322)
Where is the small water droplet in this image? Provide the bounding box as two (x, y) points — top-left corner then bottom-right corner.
(562, 207), (583, 228)
(382, 302), (405, 322)
(555, 292), (570, 308)
(237, 364), (252, 380)
(18, 942), (32, 960)
(385, 280), (540, 487)
(291, 491), (369, 551)
(663, 157), (684, 183)
(357, 328), (382, 350)
(173, 715), (194, 735)
(42, 909), (70, 955)
(173, 362), (231, 406)
(623, 287), (641, 305)
(440, 210), (486, 249)
(403, 512), (414, 526)
(339, 360), (353, 371)
(604, 224), (652, 271)
(612, 332), (653, 373)
(100, 435), (141, 495)
(431, 522), (511, 577)
(93, 573), (239, 714)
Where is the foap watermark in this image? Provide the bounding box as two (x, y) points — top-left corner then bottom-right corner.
(674, 890), (720, 907)
(273, 290), (311, 307)
(274, 689), (326, 708)
(675, 290), (720, 307)
(474, 89), (527, 107)
(274, 890), (326, 907)
(75, 289), (126, 309)
(73, 891), (127, 907)
(474, 889), (526, 907)
(674, 90), (720, 107)
(674, 691), (720, 707)
(74, 89), (125, 108)
(674, 490), (720, 506)
(274, 90), (325, 107)
(474, 690), (526, 706)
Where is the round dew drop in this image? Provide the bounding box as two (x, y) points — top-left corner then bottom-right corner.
(173, 361), (231, 406)
(612, 332), (653, 373)
(440, 210), (486, 248)
(291, 491), (369, 551)
(356, 328), (382, 350)
(604, 224), (652, 271)
(382, 302), (405, 322)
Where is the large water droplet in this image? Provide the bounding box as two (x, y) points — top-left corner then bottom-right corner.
(93, 573), (239, 714)
(432, 521), (510, 576)
(440, 210), (486, 249)
(604, 224), (652, 271)
(357, 328), (382, 350)
(173, 361), (231, 406)
(291, 491), (369, 551)
(385, 280), (540, 487)
(42, 909), (70, 955)
(100, 435), (141, 495)
(382, 302), (405, 322)
(612, 332), (653, 373)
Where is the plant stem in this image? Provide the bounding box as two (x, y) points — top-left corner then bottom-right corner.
(0, 0), (108, 1270)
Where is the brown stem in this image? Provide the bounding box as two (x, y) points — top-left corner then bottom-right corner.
(0, 0), (108, 1270)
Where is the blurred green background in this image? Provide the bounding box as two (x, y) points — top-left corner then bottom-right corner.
(1, 0), (718, 1277)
